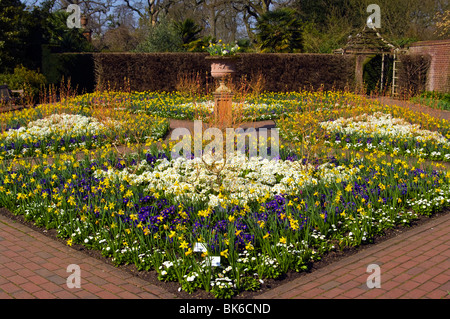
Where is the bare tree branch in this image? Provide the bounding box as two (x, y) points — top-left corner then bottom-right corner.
(123, 0), (145, 18)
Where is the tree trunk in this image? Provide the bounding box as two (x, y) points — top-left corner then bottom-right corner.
(243, 12), (256, 43)
(149, 1), (158, 26)
(209, 5), (217, 38)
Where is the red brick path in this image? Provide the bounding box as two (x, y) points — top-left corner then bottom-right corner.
(1, 211), (448, 299)
(256, 212), (450, 299)
(0, 214), (175, 299)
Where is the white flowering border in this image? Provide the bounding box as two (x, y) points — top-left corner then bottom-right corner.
(95, 152), (360, 209)
(319, 112), (450, 160)
(175, 101), (285, 121)
(2, 113), (119, 143)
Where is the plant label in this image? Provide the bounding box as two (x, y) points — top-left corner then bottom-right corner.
(194, 242), (207, 252)
(206, 256), (220, 267)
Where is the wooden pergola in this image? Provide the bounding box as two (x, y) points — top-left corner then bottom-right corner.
(335, 25), (398, 92)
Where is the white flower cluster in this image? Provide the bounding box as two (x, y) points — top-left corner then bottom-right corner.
(260, 255), (279, 269)
(184, 272), (199, 282)
(406, 186), (450, 214)
(2, 113), (121, 142)
(319, 112), (450, 145)
(96, 153), (360, 208)
(211, 265), (236, 289)
(159, 260), (178, 276)
(179, 101), (283, 116)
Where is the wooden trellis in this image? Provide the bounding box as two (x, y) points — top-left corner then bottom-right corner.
(335, 25), (398, 94)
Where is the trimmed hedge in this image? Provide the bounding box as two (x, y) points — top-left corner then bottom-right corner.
(42, 46), (96, 94)
(237, 53), (356, 91)
(94, 53), (209, 92)
(93, 52), (357, 92)
(40, 51), (435, 96)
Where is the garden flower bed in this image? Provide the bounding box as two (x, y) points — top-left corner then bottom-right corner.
(1, 147), (449, 298)
(69, 90), (359, 121)
(1, 90), (449, 298)
(1, 113), (119, 157)
(320, 112), (450, 161)
(94, 152), (361, 209)
(278, 98), (450, 163)
(0, 101), (169, 159)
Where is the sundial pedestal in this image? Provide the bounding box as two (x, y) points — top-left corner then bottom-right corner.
(213, 92), (233, 129)
(206, 56), (239, 129)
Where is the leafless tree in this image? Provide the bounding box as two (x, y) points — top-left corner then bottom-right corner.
(55, 0), (118, 37)
(123, 0), (176, 25)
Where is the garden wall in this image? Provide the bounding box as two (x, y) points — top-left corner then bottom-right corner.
(93, 53), (357, 92)
(407, 39), (450, 93)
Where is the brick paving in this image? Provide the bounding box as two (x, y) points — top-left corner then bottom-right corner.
(0, 210), (448, 299)
(255, 212), (450, 299)
(0, 214), (176, 299)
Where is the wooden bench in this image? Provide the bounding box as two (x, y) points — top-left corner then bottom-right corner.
(0, 85), (25, 112)
(11, 89), (24, 97)
(0, 84), (24, 105)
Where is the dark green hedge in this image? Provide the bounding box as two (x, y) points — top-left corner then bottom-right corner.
(39, 51), (435, 96)
(93, 53), (209, 92)
(93, 52), (356, 92)
(42, 46), (95, 94)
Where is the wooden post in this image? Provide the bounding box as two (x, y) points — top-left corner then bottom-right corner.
(355, 55), (366, 92)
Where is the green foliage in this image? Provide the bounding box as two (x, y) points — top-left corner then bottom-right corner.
(0, 65), (46, 98)
(0, 0), (29, 72)
(0, 0), (92, 77)
(256, 8), (303, 53)
(174, 18), (203, 46)
(44, 10), (93, 53)
(184, 36), (213, 52)
(411, 91), (450, 111)
(392, 37), (419, 48)
(173, 18), (211, 52)
(236, 39), (253, 53)
(302, 17), (353, 54)
(294, 0), (447, 52)
(419, 91), (450, 102)
(135, 17), (184, 52)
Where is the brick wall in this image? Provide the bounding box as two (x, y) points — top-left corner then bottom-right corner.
(408, 39), (450, 93)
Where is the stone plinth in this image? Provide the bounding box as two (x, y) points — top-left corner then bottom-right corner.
(213, 92), (233, 128)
